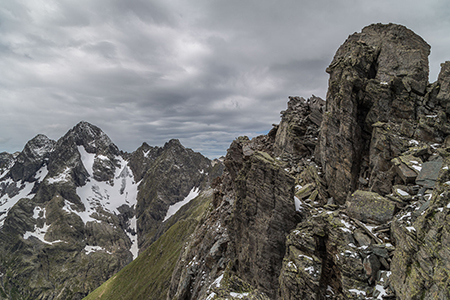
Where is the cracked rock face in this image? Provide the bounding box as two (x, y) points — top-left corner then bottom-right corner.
(317, 23), (432, 204)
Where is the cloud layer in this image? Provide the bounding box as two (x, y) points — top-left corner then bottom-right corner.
(1, 0), (449, 158)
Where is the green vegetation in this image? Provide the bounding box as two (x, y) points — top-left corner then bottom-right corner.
(83, 190), (213, 300)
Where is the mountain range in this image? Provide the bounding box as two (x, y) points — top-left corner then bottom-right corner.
(3, 23), (450, 300)
(0, 121), (222, 299)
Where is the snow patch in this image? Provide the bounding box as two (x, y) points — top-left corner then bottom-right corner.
(412, 165), (422, 172)
(304, 266), (316, 275)
(76, 152), (139, 221)
(32, 206), (44, 219)
(298, 254), (313, 261)
(24, 223), (63, 244)
(0, 180), (35, 227)
(47, 167), (71, 184)
(406, 226), (416, 233)
(62, 199), (100, 224)
(35, 165), (49, 182)
(230, 292), (249, 298)
(287, 261), (297, 270)
(294, 196), (303, 212)
(126, 216), (138, 260)
(375, 284), (387, 299)
(77, 146), (95, 176)
(84, 245), (112, 255)
(163, 187), (200, 222)
(396, 189), (409, 196)
(212, 274), (224, 288)
(340, 219), (354, 232)
(349, 289), (366, 296)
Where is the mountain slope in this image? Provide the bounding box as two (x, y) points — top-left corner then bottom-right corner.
(83, 189), (214, 300)
(0, 121), (221, 300)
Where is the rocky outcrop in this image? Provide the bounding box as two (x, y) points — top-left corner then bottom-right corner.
(227, 144), (299, 298)
(167, 135), (301, 299)
(274, 96), (325, 159)
(317, 23), (432, 204)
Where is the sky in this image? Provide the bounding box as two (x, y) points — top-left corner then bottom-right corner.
(1, 0), (450, 158)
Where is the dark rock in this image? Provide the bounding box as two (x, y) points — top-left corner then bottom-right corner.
(229, 150), (298, 298)
(136, 138), (214, 251)
(317, 23), (431, 204)
(0, 152), (15, 178)
(274, 96), (324, 159)
(353, 229), (372, 247)
(10, 134), (55, 182)
(416, 157), (443, 188)
(0, 121), (217, 300)
(363, 254), (381, 284)
(346, 190), (396, 224)
(436, 61), (450, 114)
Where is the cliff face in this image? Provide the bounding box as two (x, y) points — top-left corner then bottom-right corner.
(317, 23), (432, 204)
(166, 23), (450, 300)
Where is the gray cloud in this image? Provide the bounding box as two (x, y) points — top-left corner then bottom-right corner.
(1, 0), (450, 158)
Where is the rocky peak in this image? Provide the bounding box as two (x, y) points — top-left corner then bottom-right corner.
(0, 153), (16, 177)
(0, 120), (220, 300)
(274, 95), (325, 159)
(9, 134), (55, 182)
(135, 137), (216, 251)
(317, 23), (433, 204)
(164, 23), (450, 300)
(127, 142), (162, 181)
(47, 121), (121, 185)
(436, 61), (450, 112)
(63, 121), (119, 155)
(164, 138), (183, 149)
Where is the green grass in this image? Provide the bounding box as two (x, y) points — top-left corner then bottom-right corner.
(83, 190), (212, 300)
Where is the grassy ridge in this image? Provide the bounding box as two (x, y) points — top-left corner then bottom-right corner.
(83, 190), (212, 300)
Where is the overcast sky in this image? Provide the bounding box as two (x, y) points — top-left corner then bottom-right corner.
(1, 0), (449, 158)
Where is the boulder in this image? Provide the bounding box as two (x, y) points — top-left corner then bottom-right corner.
(346, 190), (396, 224)
(416, 157), (443, 188)
(363, 254), (381, 284)
(391, 155), (423, 184)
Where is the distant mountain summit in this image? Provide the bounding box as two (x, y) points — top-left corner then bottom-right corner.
(0, 121), (222, 299)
